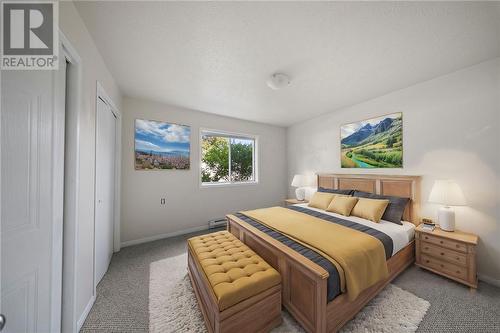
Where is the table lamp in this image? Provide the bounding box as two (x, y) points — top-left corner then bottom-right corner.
(291, 175), (306, 201)
(428, 180), (467, 231)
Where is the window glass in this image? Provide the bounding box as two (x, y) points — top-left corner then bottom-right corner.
(230, 138), (254, 182)
(201, 135), (229, 183)
(201, 131), (256, 185)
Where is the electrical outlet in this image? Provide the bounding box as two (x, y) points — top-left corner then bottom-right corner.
(160, 198), (166, 205)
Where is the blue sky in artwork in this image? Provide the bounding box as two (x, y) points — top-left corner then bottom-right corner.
(340, 112), (401, 139)
(135, 119), (190, 154)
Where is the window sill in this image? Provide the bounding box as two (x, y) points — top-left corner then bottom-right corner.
(200, 181), (258, 188)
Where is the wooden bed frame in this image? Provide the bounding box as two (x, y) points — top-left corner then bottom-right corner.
(226, 174), (421, 333)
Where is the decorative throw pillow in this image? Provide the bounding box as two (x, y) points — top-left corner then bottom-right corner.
(318, 187), (354, 196)
(326, 196), (359, 216)
(308, 192), (336, 210)
(353, 190), (409, 225)
(351, 198), (390, 223)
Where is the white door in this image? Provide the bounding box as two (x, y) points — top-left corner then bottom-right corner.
(1, 62), (66, 332)
(94, 97), (116, 284)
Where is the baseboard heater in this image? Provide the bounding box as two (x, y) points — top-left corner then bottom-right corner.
(208, 218), (227, 229)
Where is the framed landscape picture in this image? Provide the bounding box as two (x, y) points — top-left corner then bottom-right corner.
(340, 112), (403, 168)
(134, 119), (190, 170)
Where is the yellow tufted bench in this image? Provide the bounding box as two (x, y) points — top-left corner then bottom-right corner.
(188, 231), (282, 333)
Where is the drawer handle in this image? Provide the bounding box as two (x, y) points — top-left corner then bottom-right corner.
(440, 241), (444, 244)
(440, 264), (444, 268)
(456, 270), (461, 274)
(424, 236), (428, 240)
(456, 244), (460, 248)
(425, 247), (429, 250)
(440, 252), (445, 256)
(425, 260), (430, 263)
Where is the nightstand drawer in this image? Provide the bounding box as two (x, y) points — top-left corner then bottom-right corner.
(421, 242), (467, 267)
(415, 225), (478, 289)
(420, 233), (468, 253)
(420, 254), (467, 281)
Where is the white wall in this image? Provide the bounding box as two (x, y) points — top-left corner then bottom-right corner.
(287, 58), (500, 283)
(60, 2), (122, 330)
(121, 97), (287, 244)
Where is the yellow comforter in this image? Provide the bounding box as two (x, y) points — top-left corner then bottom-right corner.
(241, 206), (388, 301)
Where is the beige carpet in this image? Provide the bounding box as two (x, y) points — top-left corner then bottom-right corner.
(149, 254), (430, 333)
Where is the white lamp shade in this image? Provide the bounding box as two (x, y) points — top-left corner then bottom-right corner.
(291, 175), (304, 187)
(428, 180), (467, 206)
(303, 174), (317, 187)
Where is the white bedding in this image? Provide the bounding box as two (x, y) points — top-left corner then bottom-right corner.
(293, 203), (415, 256)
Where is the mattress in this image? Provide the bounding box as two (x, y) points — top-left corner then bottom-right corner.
(234, 204), (415, 302)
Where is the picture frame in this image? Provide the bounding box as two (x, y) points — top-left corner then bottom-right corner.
(134, 118), (191, 170)
(340, 112), (403, 168)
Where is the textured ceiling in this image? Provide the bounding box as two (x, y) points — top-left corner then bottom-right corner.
(75, 1), (500, 127)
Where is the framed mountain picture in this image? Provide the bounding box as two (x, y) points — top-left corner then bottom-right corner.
(340, 112), (403, 168)
(134, 119), (190, 170)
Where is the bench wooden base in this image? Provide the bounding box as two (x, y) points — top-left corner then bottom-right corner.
(188, 247), (283, 333)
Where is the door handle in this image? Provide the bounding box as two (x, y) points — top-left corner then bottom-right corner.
(0, 314), (6, 331)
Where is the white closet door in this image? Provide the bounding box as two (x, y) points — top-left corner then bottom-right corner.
(95, 97), (116, 285)
(1, 62), (66, 332)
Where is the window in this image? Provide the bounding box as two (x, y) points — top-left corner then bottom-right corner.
(201, 129), (257, 186)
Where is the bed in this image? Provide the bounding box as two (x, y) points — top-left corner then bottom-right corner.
(226, 174), (421, 333)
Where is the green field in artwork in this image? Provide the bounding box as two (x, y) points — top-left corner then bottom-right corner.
(341, 113), (403, 168)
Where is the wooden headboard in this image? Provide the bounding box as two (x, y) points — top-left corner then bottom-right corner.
(317, 173), (421, 225)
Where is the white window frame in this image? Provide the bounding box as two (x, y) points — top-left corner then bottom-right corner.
(200, 128), (259, 188)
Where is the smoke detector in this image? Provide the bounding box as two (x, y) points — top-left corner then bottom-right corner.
(266, 73), (291, 90)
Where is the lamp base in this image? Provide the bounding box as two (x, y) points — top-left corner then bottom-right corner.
(295, 187), (306, 201)
(438, 206), (455, 232)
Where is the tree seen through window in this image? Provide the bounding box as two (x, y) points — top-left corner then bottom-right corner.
(201, 133), (255, 184)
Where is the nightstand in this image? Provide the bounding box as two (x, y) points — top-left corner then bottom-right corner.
(415, 224), (478, 289)
(284, 198), (308, 206)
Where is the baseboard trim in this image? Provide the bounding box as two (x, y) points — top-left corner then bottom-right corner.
(77, 295), (96, 332)
(478, 273), (500, 288)
(121, 225), (211, 248)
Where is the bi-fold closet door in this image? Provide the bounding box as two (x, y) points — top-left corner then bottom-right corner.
(94, 97), (116, 285)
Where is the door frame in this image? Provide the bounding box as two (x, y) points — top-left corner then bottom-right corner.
(59, 31), (84, 333)
(0, 50), (2, 319)
(51, 41), (67, 333)
(93, 82), (121, 297)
